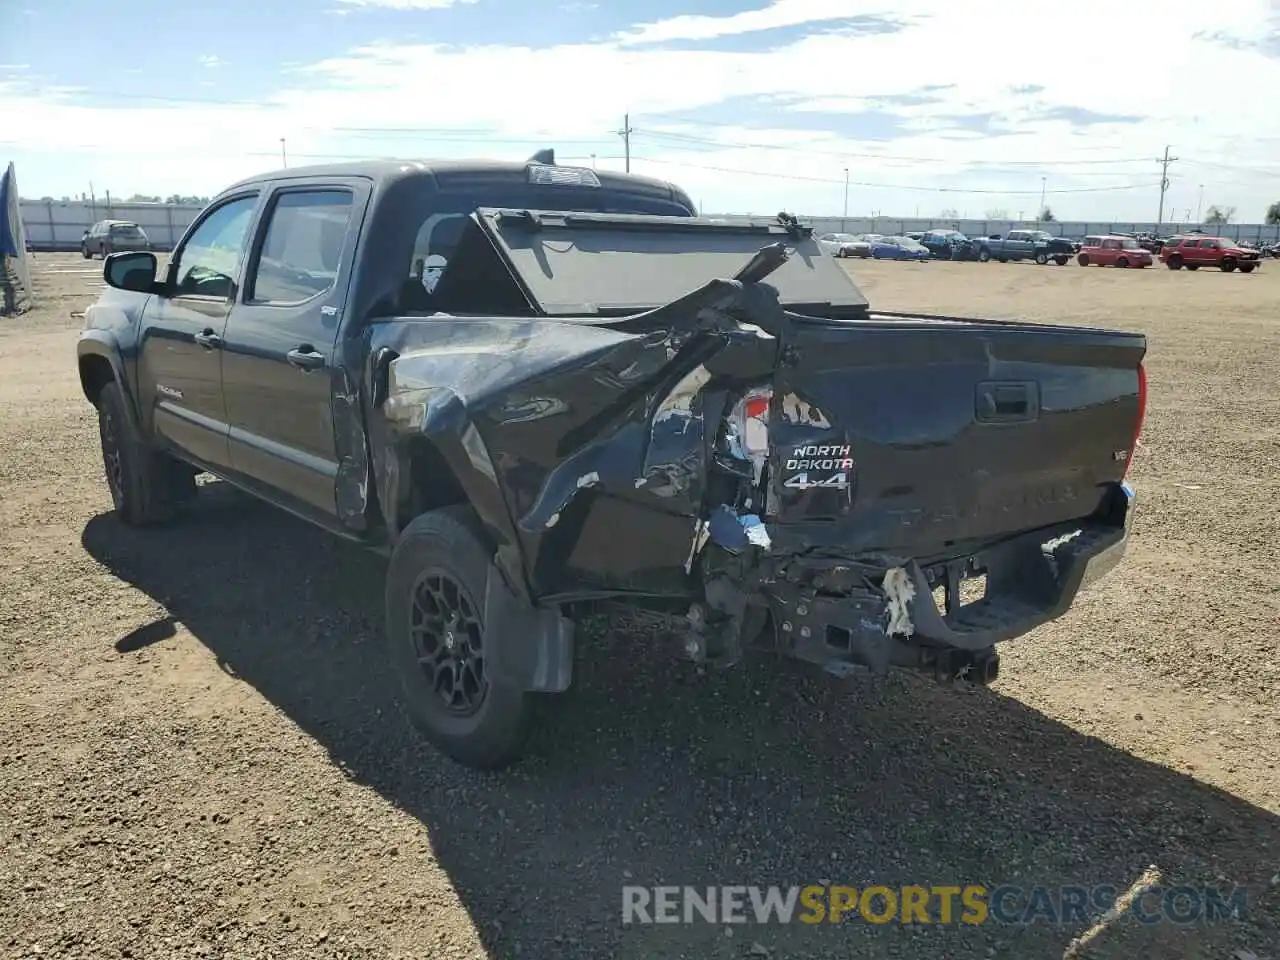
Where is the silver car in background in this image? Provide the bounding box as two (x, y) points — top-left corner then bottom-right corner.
(817, 232), (872, 258)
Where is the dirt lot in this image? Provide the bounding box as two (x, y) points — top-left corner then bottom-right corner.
(1, 254), (1277, 960)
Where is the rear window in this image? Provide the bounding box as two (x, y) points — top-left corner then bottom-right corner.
(110, 224), (146, 238)
(403, 187), (694, 307)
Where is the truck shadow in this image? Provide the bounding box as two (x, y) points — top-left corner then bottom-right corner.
(81, 485), (1278, 959)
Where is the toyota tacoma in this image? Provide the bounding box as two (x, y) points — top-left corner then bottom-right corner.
(77, 156), (1147, 768)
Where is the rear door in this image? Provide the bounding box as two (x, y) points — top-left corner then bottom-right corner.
(1100, 238), (1121, 265)
(136, 192), (261, 471)
(220, 179), (368, 519)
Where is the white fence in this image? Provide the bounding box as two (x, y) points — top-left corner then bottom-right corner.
(18, 198), (1280, 252)
(20, 200), (204, 251)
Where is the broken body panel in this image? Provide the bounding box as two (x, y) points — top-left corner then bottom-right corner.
(364, 209), (1146, 682)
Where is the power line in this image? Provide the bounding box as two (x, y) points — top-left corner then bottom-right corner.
(629, 155), (1156, 194)
(633, 127), (1160, 167)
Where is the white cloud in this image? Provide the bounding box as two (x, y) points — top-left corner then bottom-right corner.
(198, 55), (224, 68)
(4, 0), (1280, 221)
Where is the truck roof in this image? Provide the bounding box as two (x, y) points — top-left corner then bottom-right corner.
(220, 157), (694, 210)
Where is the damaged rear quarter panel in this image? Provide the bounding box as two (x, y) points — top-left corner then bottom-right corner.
(368, 286), (779, 602)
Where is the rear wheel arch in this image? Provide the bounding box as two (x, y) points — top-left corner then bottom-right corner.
(397, 435), (470, 534)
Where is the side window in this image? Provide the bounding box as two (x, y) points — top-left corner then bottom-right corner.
(1199, 239), (1217, 249)
(1103, 239), (1119, 250)
(173, 195), (259, 299)
(247, 189), (353, 304)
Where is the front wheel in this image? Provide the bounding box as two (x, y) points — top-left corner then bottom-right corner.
(977, 248), (991, 262)
(1054, 256), (1069, 266)
(1077, 254), (1090, 266)
(81, 244), (91, 259)
(1239, 263), (1256, 274)
(1117, 257), (1129, 269)
(385, 507), (537, 770)
(97, 380), (196, 525)
(1167, 255), (1183, 270)
(1221, 258), (1237, 273)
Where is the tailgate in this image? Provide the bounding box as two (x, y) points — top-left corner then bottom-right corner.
(766, 314), (1146, 557)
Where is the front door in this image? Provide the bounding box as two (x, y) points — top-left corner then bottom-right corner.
(135, 192), (261, 472)
(220, 183), (363, 520)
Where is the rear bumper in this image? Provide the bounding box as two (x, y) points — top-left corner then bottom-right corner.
(761, 483), (1135, 676)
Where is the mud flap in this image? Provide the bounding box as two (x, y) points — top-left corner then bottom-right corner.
(482, 560), (574, 693)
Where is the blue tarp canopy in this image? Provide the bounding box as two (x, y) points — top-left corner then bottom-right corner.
(0, 162), (18, 257)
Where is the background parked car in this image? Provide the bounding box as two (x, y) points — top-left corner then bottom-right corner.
(80, 220), (153, 258)
(817, 232), (872, 258)
(1076, 235), (1153, 268)
(1159, 235), (1261, 273)
(972, 230), (1073, 265)
(870, 236), (931, 260)
(919, 229), (975, 260)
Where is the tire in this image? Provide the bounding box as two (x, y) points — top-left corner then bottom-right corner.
(1185, 264), (1199, 271)
(1221, 258), (1236, 273)
(1077, 254), (1090, 266)
(97, 380), (196, 526)
(1034, 252), (1049, 265)
(977, 248), (991, 263)
(1117, 257), (1129, 269)
(385, 506), (536, 770)
(1167, 255), (1183, 270)
(81, 244), (91, 259)
(1239, 263), (1255, 274)
(1054, 256), (1069, 266)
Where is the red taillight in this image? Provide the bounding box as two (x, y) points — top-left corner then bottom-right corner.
(1124, 361), (1147, 480)
(744, 396), (770, 421)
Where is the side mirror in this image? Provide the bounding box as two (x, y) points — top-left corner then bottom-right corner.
(104, 251), (158, 293)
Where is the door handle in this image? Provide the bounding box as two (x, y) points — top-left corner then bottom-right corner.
(286, 345), (326, 372)
(194, 329), (222, 350)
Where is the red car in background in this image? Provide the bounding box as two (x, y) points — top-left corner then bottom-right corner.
(1076, 235), (1153, 268)
(1159, 235), (1261, 273)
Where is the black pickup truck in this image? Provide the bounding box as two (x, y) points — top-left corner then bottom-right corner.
(78, 156), (1147, 768)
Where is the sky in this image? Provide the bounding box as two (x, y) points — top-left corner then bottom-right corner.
(3, 0), (1280, 222)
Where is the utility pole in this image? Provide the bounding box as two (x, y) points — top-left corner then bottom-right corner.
(280, 138), (288, 168)
(1156, 145), (1178, 227)
(1039, 176), (1047, 220)
(843, 168), (849, 219)
(1196, 184), (1203, 224)
(617, 114), (633, 173)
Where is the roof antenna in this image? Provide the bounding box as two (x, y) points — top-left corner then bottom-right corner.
(528, 148), (555, 165)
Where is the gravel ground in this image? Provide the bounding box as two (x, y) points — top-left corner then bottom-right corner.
(1, 254), (1277, 960)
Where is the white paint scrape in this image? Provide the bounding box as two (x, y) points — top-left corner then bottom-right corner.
(576, 471), (600, 489)
(882, 567), (916, 636)
(742, 516), (771, 550)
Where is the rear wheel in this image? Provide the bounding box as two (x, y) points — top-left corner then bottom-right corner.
(385, 507), (537, 770)
(97, 380), (196, 526)
(1034, 252), (1049, 265)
